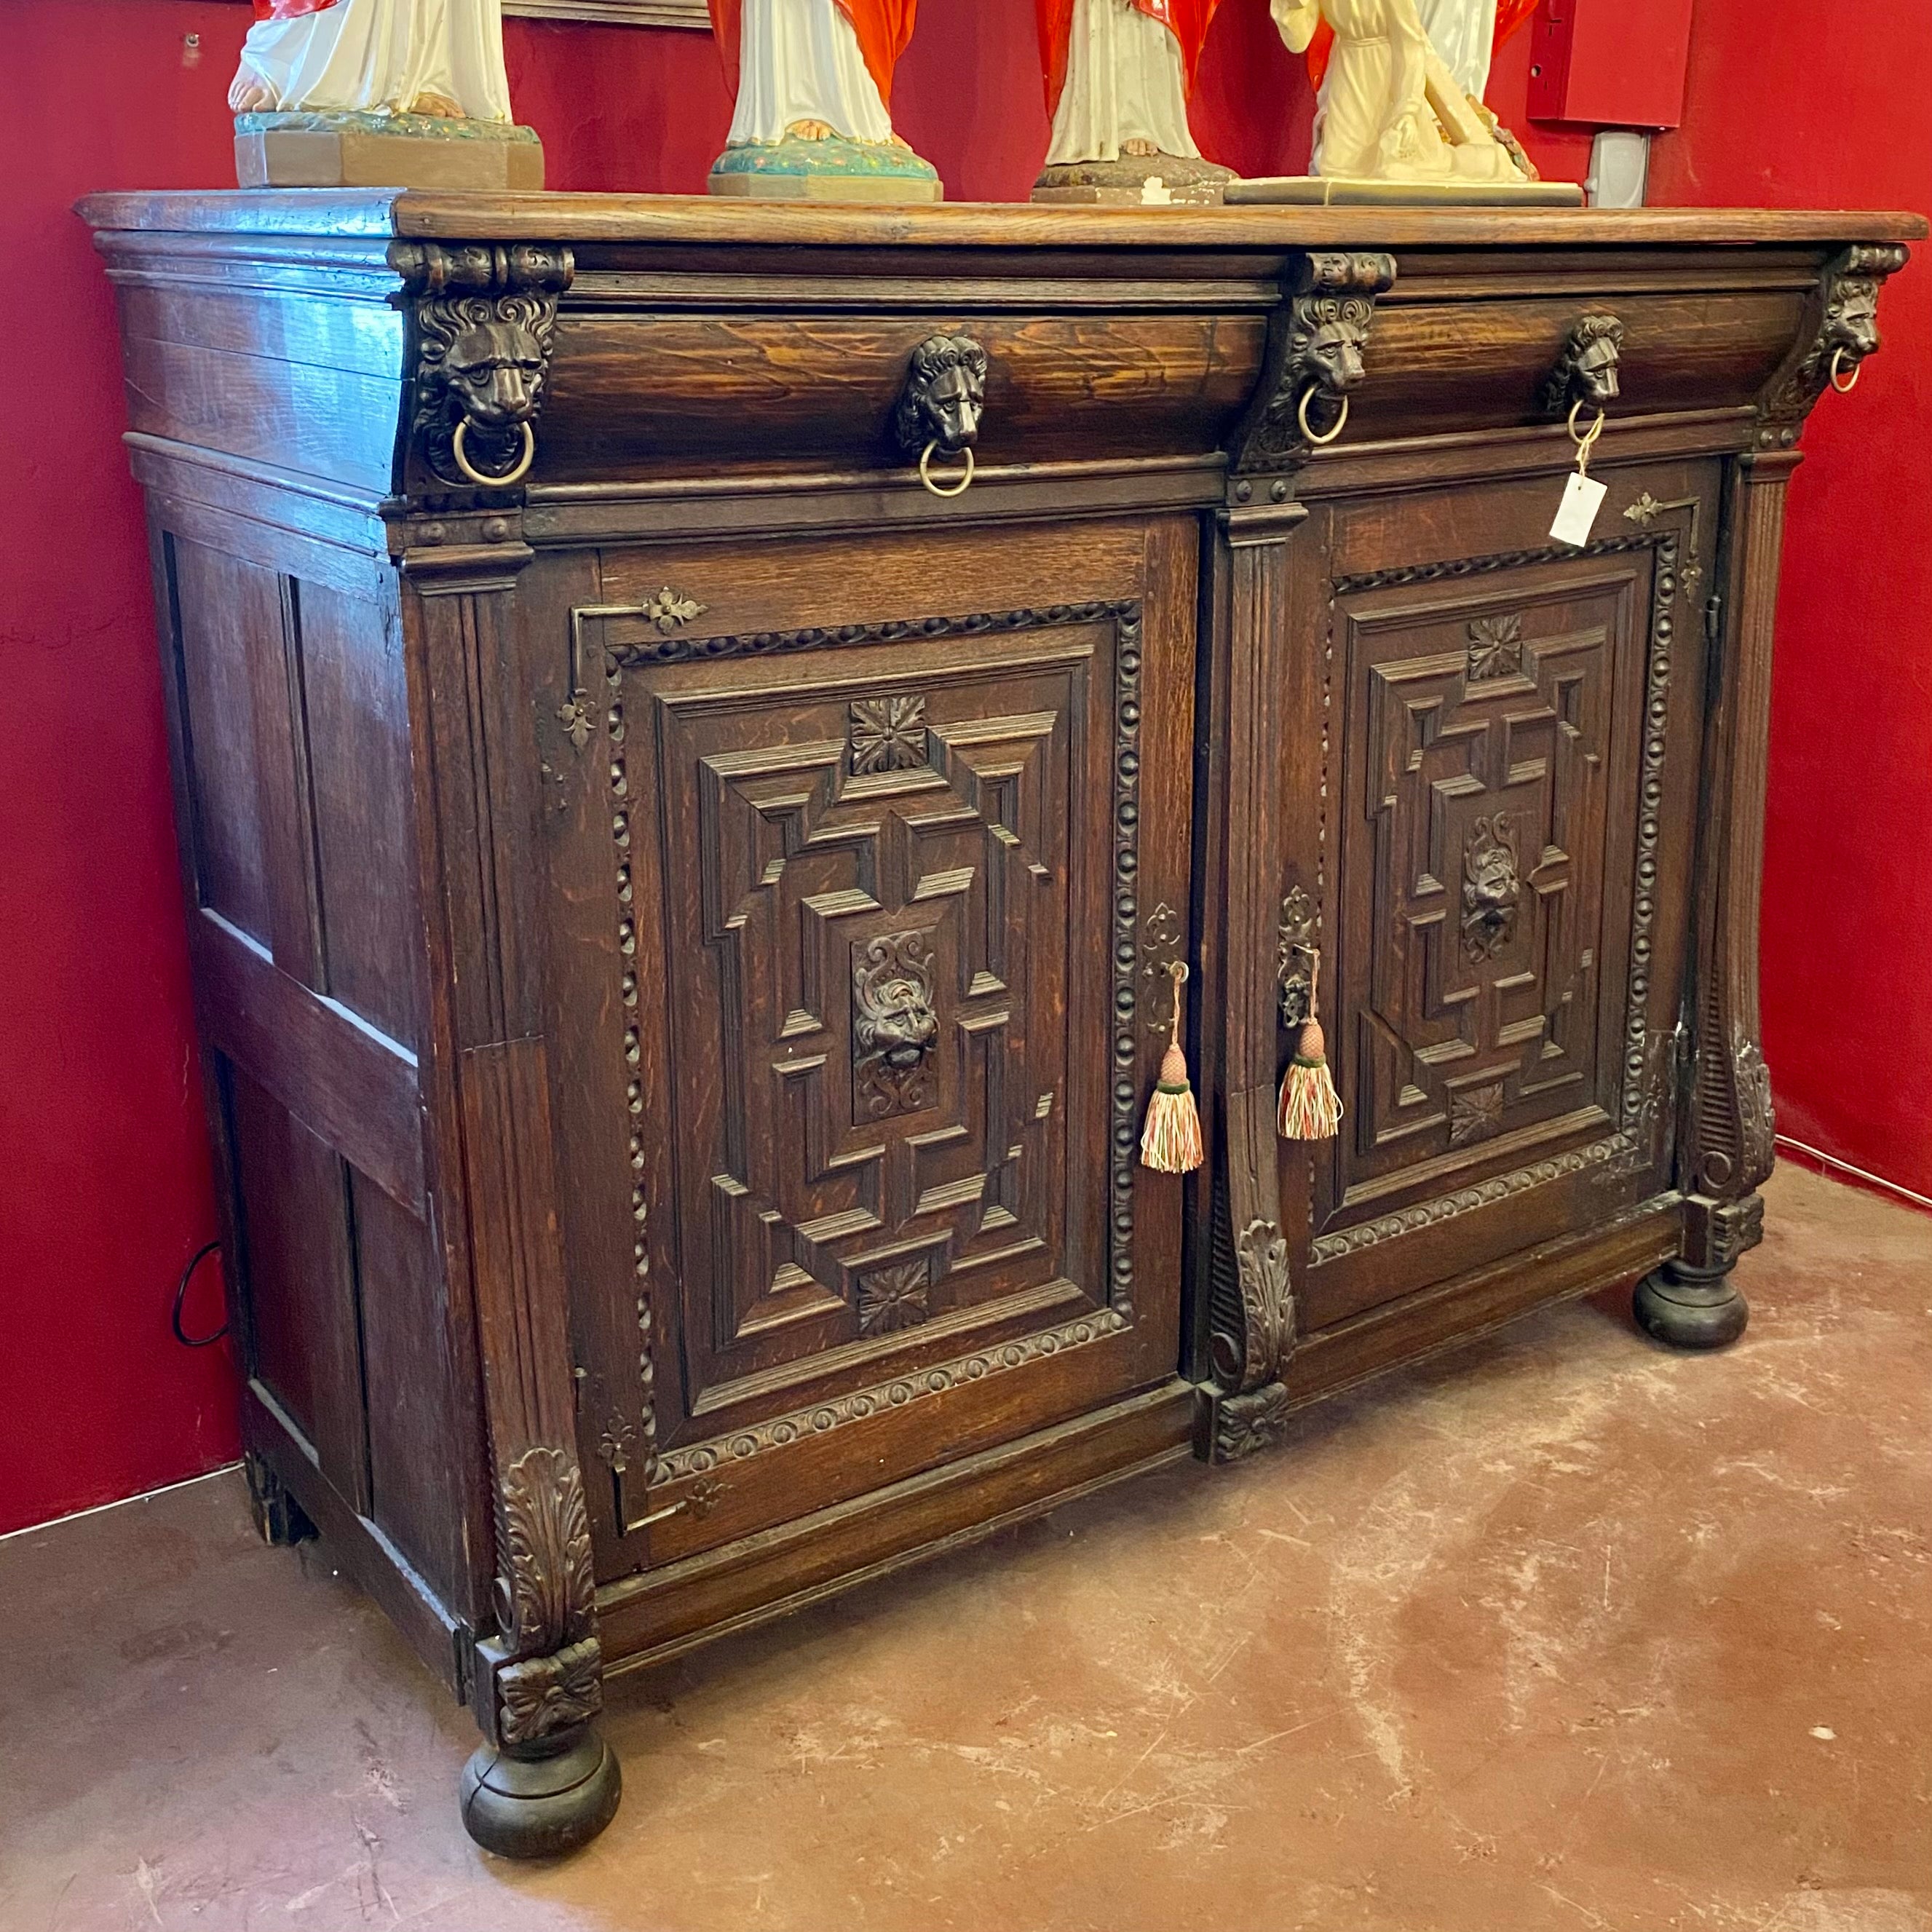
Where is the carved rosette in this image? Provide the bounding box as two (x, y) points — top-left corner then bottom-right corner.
(1227, 251), (1397, 485)
(855, 1258), (933, 1335)
(391, 239), (574, 491)
(490, 1446), (602, 1746)
(1466, 613), (1525, 681)
(1757, 243), (1909, 448)
(849, 694), (930, 775)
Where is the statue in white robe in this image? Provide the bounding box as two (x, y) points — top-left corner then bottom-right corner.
(1033, 0), (1230, 200)
(229, 0), (512, 120)
(1045, 0), (1200, 166)
(723, 0), (897, 147)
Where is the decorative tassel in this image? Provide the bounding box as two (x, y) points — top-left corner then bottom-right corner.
(1140, 960), (1204, 1174)
(1279, 946), (1343, 1141)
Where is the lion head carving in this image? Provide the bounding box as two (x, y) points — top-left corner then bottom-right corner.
(1544, 313), (1624, 416)
(1823, 279), (1882, 368)
(413, 289), (558, 485)
(893, 335), (989, 458)
(1294, 298), (1374, 403)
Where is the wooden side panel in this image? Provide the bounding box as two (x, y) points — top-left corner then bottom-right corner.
(169, 540), (281, 949)
(299, 584), (427, 1053)
(156, 518), (465, 1633)
(229, 1069), (369, 1511)
(352, 1168), (472, 1610)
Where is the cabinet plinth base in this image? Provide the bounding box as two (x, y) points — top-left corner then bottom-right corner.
(1634, 1260), (1750, 1351)
(459, 1725), (622, 1859)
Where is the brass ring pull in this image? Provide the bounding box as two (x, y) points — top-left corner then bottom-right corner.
(1830, 345), (1862, 395)
(919, 439), (975, 499)
(1298, 385), (1350, 448)
(451, 416), (536, 488)
(1567, 397), (1607, 475)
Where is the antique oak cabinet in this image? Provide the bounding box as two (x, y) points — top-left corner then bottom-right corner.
(82, 191), (1916, 1855)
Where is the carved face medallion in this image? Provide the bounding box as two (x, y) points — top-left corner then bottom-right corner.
(1461, 813), (1522, 961)
(852, 931), (940, 1119)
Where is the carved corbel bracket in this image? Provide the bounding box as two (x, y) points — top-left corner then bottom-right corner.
(391, 239), (574, 493)
(478, 1444), (603, 1749)
(1226, 251), (1397, 494)
(1541, 312), (1624, 419)
(1757, 242), (1909, 448)
(1200, 1212), (1296, 1462)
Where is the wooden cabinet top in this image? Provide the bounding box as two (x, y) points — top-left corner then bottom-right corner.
(79, 190), (1924, 264)
(78, 191), (1921, 526)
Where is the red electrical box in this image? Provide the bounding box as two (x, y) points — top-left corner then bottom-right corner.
(1528, 0), (1697, 130)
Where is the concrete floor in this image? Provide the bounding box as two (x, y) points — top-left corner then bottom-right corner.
(4, 1163), (1929, 1932)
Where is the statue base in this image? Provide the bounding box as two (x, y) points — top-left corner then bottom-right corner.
(708, 135), (942, 203)
(234, 113), (545, 191)
(1227, 175), (1583, 208)
(1031, 156), (1234, 207)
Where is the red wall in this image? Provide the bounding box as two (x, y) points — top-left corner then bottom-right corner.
(1646, 10), (1932, 1202)
(0, 0), (1920, 1536)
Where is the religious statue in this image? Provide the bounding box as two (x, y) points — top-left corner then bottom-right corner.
(1032, 0), (1233, 205)
(707, 0), (941, 200)
(227, 0), (541, 187)
(1256, 0), (1567, 199)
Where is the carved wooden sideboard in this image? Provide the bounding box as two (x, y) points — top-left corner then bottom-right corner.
(82, 191), (1917, 1855)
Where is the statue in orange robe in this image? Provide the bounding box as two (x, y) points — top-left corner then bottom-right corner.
(1036, 0), (1222, 174)
(709, 0), (919, 148)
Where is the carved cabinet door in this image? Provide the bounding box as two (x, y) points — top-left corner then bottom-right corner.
(547, 519), (1195, 1573)
(1293, 467), (1718, 1330)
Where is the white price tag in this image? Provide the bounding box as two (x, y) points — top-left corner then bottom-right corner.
(1551, 470), (1607, 547)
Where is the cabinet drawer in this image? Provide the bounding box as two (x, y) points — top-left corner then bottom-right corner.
(1296, 462), (1718, 1329)
(539, 519), (1197, 1575)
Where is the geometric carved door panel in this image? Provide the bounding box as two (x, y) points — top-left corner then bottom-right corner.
(1315, 532), (1684, 1287)
(583, 570), (1190, 1557)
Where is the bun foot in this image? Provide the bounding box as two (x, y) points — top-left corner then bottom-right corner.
(1634, 1260), (1749, 1351)
(459, 1724), (621, 1858)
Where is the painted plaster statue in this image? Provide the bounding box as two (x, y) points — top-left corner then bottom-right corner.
(707, 0), (939, 199)
(229, 0), (513, 122)
(226, 0), (540, 186)
(1270, 0), (1532, 186)
(1032, 0), (1231, 202)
